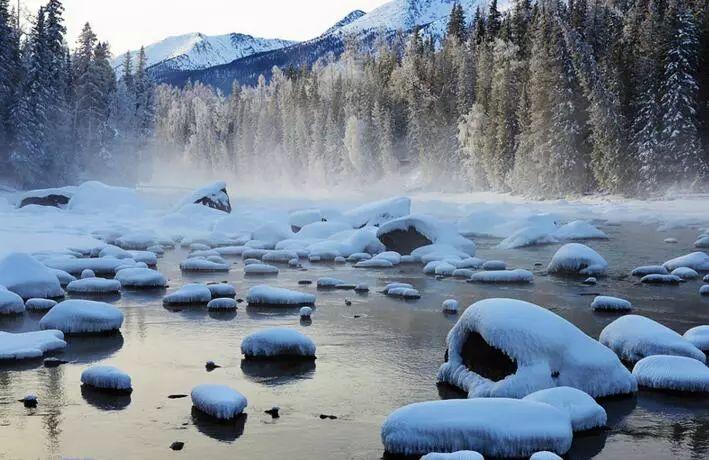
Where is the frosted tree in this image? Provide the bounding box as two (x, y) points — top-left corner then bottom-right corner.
(0, 0), (21, 167)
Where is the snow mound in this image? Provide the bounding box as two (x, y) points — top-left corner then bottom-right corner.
(0, 330), (66, 360)
(684, 326), (709, 351)
(67, 181), (142, 212)
(25, 298), (57, 311)
(207, 283), (236, 298)
(695, 236), (709, 248)
(244, 263), (279, 275)
(641, 274), (682, 284)
(468, 269), (533, 284)
(44, 257), (132, 275)
(39, 299), (123, 334)
(0, 287), (26, 314)
(482, 260), (506, 271)
(442, 299), (459, 313)
(241, 328), (316, 358)
(498, 225), (559, 249)
(591, 296), (632, 312)
(420, 452), (484, 460)
(438, 298), (636, 398)
(599, 315), (705, 364)
(632, 355), (709, 393)
(547, 243), (608, 276)
(530, 452), (563, 460)
(207, 298), (237, 311)
(191, 384), (247, 420)
(631, 265), (669, 276)
(115, 268), (167, 288)
(81, 365), (132, 392)
(671, 267), (699, 280)
(300, 306), (313, 318)
(180, 257), (230, 272)
(553, 221), (608, 240)
(377, 215), (475, 256)
(0, 253), (64, 299)
(344, 196), (411, 228)
(246, 285), (315, 306)
(663, 252), (709, 271)
(386, 287), (421, 299)
(701, 285), (709, 296)
(66, 277), (122, 294)
(163, 284), (212, 305)
(177, 181), (231, 213)
(522, 386), (607, 431)
(262, 250), (300, 263)
(355, 258), (394, 269)
(380, 398), (572, 457)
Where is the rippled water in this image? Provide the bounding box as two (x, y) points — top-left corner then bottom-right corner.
(1, 222), (708, 459)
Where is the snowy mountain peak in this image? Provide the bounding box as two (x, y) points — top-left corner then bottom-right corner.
(323, 10), (367, 35)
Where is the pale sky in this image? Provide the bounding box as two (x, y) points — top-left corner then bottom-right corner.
(22, 0), (390, 54)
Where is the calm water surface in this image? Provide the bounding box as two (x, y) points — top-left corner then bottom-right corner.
(1, 222), (708, 459)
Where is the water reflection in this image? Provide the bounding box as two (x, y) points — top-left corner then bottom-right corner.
(245, 305), (303, 319)
(240, 358), (316, 385)
(191, 408), (247, 442)
(61, 332), (124, 363)
(207, 310), (238, 321)
(81, 385), (132, 411)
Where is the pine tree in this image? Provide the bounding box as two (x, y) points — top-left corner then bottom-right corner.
(447, 2), (467, 42)
(487, 0), (502, 39)
(0, 0), (21, 167)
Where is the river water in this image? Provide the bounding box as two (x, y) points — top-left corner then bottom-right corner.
(0, 221), (708, 459)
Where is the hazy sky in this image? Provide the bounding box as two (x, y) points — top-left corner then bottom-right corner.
(22, 0), (390, 54)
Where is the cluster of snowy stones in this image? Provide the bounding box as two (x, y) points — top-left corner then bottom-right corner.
(629, 251), (709, 294)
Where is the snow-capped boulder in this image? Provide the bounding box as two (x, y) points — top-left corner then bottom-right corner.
(207, 283), (236, 299)
(641, 274), (682, 284)
(599, 315), (705, 364)
(25, 298), (57, 311)
(468, 269), (534, 284)
(684, 326), (709, 351)
(81, 269), (96, 279)
(482, 260), (506, 271)
(44, 257), (132, 276)
(695, 236), (709, 248)
(420, 451), (483, 460)
(300, 306), (313, 319)
(39, 299), (123, 334)
(67, 181), (142, 212)
(377, 215), (475, 256)
(438, 298), (636, 398)
(207, 298), (237, 311)
(180, 258), (230, 272)
(244, 263), (279, 275)
(434, 262), (457, 277)
(115, 268), (167, 288)
(343, 196), (411, 228)
(671, 267), (700, 280)
(701, 285), (709, 296)
(631, 265), (669, 277)
(241, 328), (316, 358)
(17, 186), (75, 208)
(522, 386), (607, 432)
(66, 277), (122, 295)
(590, 296), (632, 312)
(382, 282), (413, 294)
(442, 299), (459, 313)
(452, 269), (475, 279)
(386, 287), (421, 299)
(380, 398), (573, 458)
(0, 287), (26, 314)
(50, 268), (76, 287)
(553, 221), (608, 241)
(372, 251), (402, 265)
(355, 258), (394, 269)
(632, 355), (709, 393)
(0, 253), (64, 299)
(347, 253), (372, 263)
(246, 285), (315, 306)
(262, 250), (300, 263)
(163, 284), (212, 305)
(663, 252), (709, 272)
(81, 365), (132, 393)
(498, 225), (558, 249)
(178, 181), (231, 213)
(316, 278), (346, 288)
(547, 243), (608, 277)
(191, 384), (247, 420)
(289, 209), (324, 231)
(0, 330), (66, 360)
(530, 452), (563, 460)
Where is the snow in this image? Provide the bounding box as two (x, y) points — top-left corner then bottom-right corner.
(355, 258), (394, 268)
(176, 181), (231, 213)
(67, 181), (143, 213)
(317, 277), (347, 288)
(115, 268), (167, 288)
(631, 265), (669, 276)
(39, 299), (124, 334)
(343, 196), (411, 228)
(442, 299), (459, 313)
(81, 365), (132, 392)
(81, 269), (97, 279)
(0, 287), (26, 314)
(498, 225), (559, 249)
(553, 221), (608, 240)
(382, 282), (413, 294)
(591, 296), (632, 312)
(702, 285), (709, 296)
(0, 253), (64, 299)
(289, 209), (323, 229)
(25, 298), (57, 311)
(420, 452), (484, 460)
(180, 257), (230, 272)
(434, 262), (457, 277)
(632, 355), (709, 393)
(0, 330), (66, 360)
(372, 251), (402, 265)
(482, 260), (506, 271)
(44, 257), (133, 276)
(599, 315), (706, 364)
(468, 269), (534, 284)
(244, 263), (279, 275)
(66, 277), (122, 294)
(51, 268), (76, 286)
(207, 298), (237, 310)
(522, 386), (607, 431)
(246, 285), (315, 306)
(547, 243), (608, 276)
(641, 274), (682, 284)
(207, 283), (236, 298)
(300, 306), (313, 318)
(262, 249), (300, 263)
(386, 287), (421, 299)
(295, 221), (351, 239)
(163, 284), (212, 305)
(684, 326), (709, 351)
(671, 267), (700, 280)
(241, 327), (316, 358)
(114, 230), (160, 250)
(438, 298), (637, 398)
(191, 384), (248, 420)
(663, 251), (709, 271)
(530, 452), (563, 460)
(694, 236), (709, 248)
(380, 398), (573, 458)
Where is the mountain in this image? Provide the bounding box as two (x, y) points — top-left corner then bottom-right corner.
(153, 0), (482, 91)
(113, 32), (296, 74)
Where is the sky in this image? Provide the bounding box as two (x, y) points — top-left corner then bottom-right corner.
(21, 0), (390, 54)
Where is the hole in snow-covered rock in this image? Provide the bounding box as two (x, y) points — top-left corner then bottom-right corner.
(18, 190), (72, 208)
(459, 331), (517, 382)
(378, 227), (433, 255)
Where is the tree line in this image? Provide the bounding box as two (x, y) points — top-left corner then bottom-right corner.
(153, 0), (709, 196)
(0, 0), (154, 188)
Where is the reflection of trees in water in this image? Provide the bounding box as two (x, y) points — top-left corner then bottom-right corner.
(191, 407), (247, 442)
(41, 366), (65, 454)
(240, 358), (315, 386)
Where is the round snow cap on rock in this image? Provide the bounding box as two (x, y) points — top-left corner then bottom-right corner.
(421, 451), (484, 460)
(530, 452), (563, 460)
(39, 299), (123, 334)
(207, 298), (237, 311)
(684, 326), (709, 351)
(25, 298), (57, 311)
(632, 355), (709, 393)
(442, 299), (459, 313)
(191, 384), (247, 420)
(241, 328), (316, 359)
(81, 365), (132, 393)
(0, 253), (64, 299)
(547, 243), (608, 276)
(523, 386), (607, 432)
(115, 268), (167, 288)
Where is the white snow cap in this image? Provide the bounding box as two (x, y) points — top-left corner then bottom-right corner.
(671, 267), (700, 280)
(420, 451), (484, 460)
(631, 265), (669, 276)
(468, 269), (534, 284)
(377, 214), (476, 256)
(115, 268), (167, 288)
(81, 365), (132, 391)
(25, 298), (57, 311)
(191, 384), (247, 420)
(438, 298), (637, 398)
(599, 315), (706, 364)
(344, 196), (411, 228)
(180, 257), (230, 272)
(246, 285), (315, 306)
(641, 274), (682, 284)
(66, 277), (122, 294)
(663, 251), (709, 271)
(547, 243), (608, 276)
(39, 299), (124, 334)
(207, 283), (236, 298)
(553, 221), (607, 240)
(300, 306), (313, 318)
(0, 287), (26, 314)
(522, 386), (607, 432)
(0, 330), (66, 360)
(177, 181), (231, 213)
(207, 298), (237, 310)
(632, 355), (709, 393)
(244, 263), (279, 275)
(163, 284), (212, 305)
(381, 398), (572, 457)
(0, 253), (64, 299)
(684, 326), (709, 351)
(442, 299), (459, 313)
(241, 327), (316, 358)
(591, 296), (632, 312)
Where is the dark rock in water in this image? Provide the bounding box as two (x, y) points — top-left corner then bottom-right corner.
(168, 394), (189, 399)
(20, 194), (71, 208)
(236, 298), (244, 304)
(377, 227), (433, 255)
(189, 182), (232, 213)
(205, 361), (220, 371)
(582, 277), (597, 285)
(298, 280), (313, 285)
(534, 263), (543, 267)
(19, 396), (37, 408)
(44, 357), (68, 368)
(170, 442), (185, 451)
(345, 299), (352, 306)
(265, 407), (280, 418)
(353, 314), (361, 319)
(319, 414), (337, 420)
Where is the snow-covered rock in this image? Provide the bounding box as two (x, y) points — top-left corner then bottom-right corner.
(177, 181), (231, 213)
(590, 296), (632, 312)
(316, 277), (346, 288)
(81, 269), (96, 279)
(498, 225), (558, 249)
(553, 221), (608, 240)
(17, 186), (75, 208)
(343, 196), (411, 228)
(67, 181), (142, 212)
(380, 398), (573, 458)
(386, 287), (421, 299)
(207, 297), (237, 311)
(373, 251), (402, 265)
(631, 265), (669, 276)
(289, 209), (324, 231)
(671, 267), (700, 280)
(241, 328), (316, 358)
(438, 298), (636, 398)
(66, 277), (122, 295)
(246, 285), (315, 306)
(434, 262), (457, 277)
(482, 260), (506, 271)
(663, 251), (709, 271)
(25, 298), (57, 311)
(452, 269), (475, 279)
(530, 452), (563, 460)
(355, 258), (394, 269)
(244, 263), (279, 275)
(115, 268), (167, 288)
(0, 330), (66, 360)
(468, 269), (534, 284)
(180, 257), (230, 272)
(300, 306), (313, 319)
(114, 230), (159, 250)
(50, 268), (76, 286)
(442, 299), (459, 313)
(599, 315), (705, 364)
(0, 287), (26, 314)
(0, 253), (64, 299)
(81, 365), (132, 393)
(522, 386), (607, 431)
(44, 257), (132, 275)
(39, 299), (123, 334)
(163, 284), (212, 305)
(347, 253), (372, 263)
(207, 283), (236, 298)
(262, 250), (300, 263)
(382, 282), (413, 294)
(695, 236), (709, 248)
(641, 274), (682, 284)
(547, 243), (608, 277)
(420, 452), (483, 460)
(377, 215), (475, 256)
(701, 285), (709, 296)
(191, 384), (247, 420)
(684, 326), (709, 351)
(632, 355), (709, 393)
